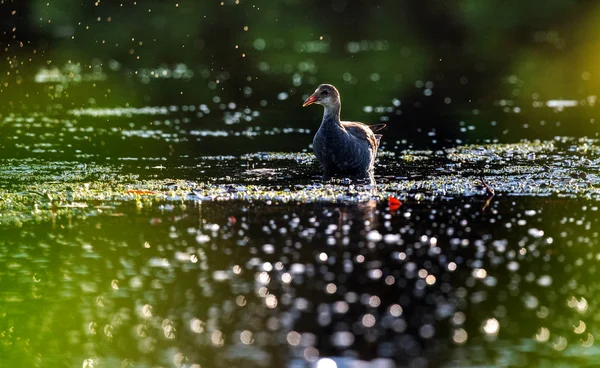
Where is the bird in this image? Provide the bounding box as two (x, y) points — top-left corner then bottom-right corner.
(302, 84), (385, 184)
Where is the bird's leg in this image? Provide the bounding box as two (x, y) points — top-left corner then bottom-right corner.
(367, 174), (376, 186)
(322, 170), (332, 182)
(357, 170), (375, 186)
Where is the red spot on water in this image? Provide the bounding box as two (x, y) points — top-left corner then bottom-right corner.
(388, 196), (402, 211)
(149, 218), (162, 225)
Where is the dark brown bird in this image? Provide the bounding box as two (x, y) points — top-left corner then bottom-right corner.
(303, 84), (385, 184)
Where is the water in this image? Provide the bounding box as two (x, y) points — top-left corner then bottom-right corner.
(1, 100), (600, 367)
(3, 1), (600, 367)
(2, 194), (600, 367)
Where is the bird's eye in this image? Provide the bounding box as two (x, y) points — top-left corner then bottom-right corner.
(321, 90), (328, 96)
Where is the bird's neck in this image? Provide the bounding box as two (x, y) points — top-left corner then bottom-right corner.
(321, 103), (341, 129)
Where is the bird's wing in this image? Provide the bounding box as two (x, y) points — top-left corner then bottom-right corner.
(368, 123), (386, 133)
(342, 121), (380, 149)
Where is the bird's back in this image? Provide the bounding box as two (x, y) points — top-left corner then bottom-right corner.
(342, 121), (385, 150)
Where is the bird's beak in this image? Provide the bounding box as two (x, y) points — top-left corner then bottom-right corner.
(302, 93), (318, 107)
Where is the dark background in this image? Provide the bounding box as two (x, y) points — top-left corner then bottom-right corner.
(1, 0), (599, 150)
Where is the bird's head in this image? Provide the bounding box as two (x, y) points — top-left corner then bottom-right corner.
(302, 84), (340, 109)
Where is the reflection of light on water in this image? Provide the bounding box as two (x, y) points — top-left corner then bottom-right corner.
(419, 324), (435, 339)
(582, 333), (594, 347)
(287, 331), (301, 346)
(573, 320), (586, 334)
(163, 325), (175, 339)
(567, 296), (589, 312)
(294, 40), (329, 53)
(316, 358), (337, 368)
(453, 328), (468, 344)
(303, 346), (319, 362)
(473, 268), (487, 279)
(389, 304), (402, 317)
(368, 296), (381, 307)
(523, 294), (539, 309)
(136, 325), (147, 338)
(576, 298), (588, 312)
(552, 336), (567, 351)
(162, 319), (176, 339)
(88, 322), (97, 334)
(528, 228), (544, 238)
(368, 269), (383, 280)
(211, 330), (224, 347)
(362, 314), (376, 328)
(535, 327), (550, 342)
(141, 304), (152, 318)
(537, 275), (552, 286)
(294, 298), (309, 311)
(507, 261), (519, 271)
(366, 230), (382, 241)
(452, 312), (466, 325)
(82, 358), (97, 368)
(240, 330), (254, 345)
(173, 352), (186, 368)
(136, 64), (194, 83)
(334, 301), (349, 314)
(236, 295), (247, 306)
(331, 332), (354, 348)
(536, 306), (550, 318)
(257, 271), (270, 284)
(69, 107), (169, 116)
(546, 99), (578, 109)
(318, 252), (328, 262)
(483, 318), (499, 335)
(35, 64), (107, 84)
(346, 40), (389, 53)
(282, 273), (292, 283)
(190, 318), (204, 333)
(258, 287), (268, 297)
(265, 294), (278, 308)
(425, 275), (436, 285)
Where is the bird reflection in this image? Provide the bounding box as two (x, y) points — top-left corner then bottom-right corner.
(336, 199), (378, 230)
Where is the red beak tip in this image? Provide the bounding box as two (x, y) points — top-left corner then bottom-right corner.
(303, 95), (317, 107)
